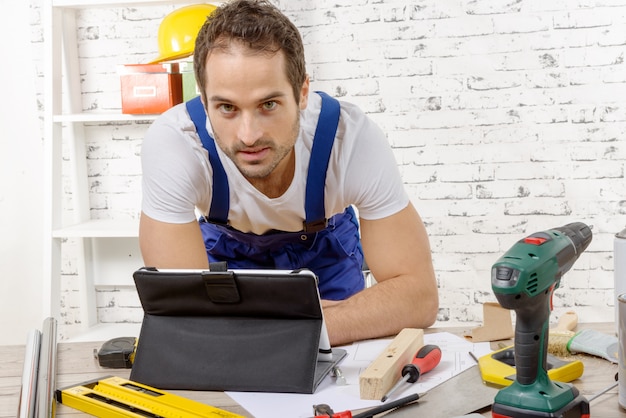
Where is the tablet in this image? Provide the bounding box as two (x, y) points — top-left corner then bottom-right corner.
(136, 267), (333, 361)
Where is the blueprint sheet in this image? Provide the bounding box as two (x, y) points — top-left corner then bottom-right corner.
(227, 331), (492, 418)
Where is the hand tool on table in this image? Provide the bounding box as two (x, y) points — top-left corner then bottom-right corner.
(56, 375), (244, 417)
(477, 311), (583, 387)
(313, 392), (422, 418)
(359, 328), (424, 400)
(380, 344), (442, 402)
(380, 365), (500, 417)
(95, 337), (137, 368)
(491, 222), (592, 418)
(477, 345), (584, 387)
(331, 366), (347, 385)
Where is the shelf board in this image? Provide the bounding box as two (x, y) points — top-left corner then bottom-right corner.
(63, 322), (142, 343)
(53, 112), (159, 123)
(52, 0), (201, 7)
(53, 219), (139, 238)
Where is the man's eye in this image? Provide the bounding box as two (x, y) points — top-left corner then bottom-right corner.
(262, 101), (277, 111)
(219, 104), (235, 113)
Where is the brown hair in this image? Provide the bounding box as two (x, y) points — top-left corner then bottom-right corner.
(193, 0), (306, 104)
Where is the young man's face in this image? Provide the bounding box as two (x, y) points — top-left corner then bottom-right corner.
(202, 42), (309, 182)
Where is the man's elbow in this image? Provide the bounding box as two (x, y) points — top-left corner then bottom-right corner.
(421, 293), (439, 328)
(415, 283), (439, 329)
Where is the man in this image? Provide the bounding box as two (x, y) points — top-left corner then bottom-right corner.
(139, 0), (438, 346)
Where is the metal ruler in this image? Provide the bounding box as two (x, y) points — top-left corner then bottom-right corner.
(56, 376), (244, 418)
(386, 365), (499, 417)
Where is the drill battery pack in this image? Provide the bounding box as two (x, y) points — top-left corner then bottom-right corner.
(492, 392), (590, 418)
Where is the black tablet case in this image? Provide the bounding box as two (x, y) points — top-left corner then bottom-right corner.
(129, 268), (346, 394)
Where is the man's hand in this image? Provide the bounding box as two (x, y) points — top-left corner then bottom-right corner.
(139, 212), (210, 268)
(322, 202), (438, 346)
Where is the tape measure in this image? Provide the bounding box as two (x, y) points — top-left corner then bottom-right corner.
(96, 337), (137, 368)
(477, 345), (584, 387)
(56, 375), (244, 417)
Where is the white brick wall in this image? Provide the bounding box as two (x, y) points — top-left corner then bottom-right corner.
(30, 0), (626, 339)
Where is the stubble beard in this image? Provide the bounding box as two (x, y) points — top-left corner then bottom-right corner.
(216, 114), (300, 180)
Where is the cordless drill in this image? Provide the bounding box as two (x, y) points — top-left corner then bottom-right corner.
(491, 222), (592, 418)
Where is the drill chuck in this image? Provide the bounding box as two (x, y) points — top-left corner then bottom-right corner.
(553, 222), (592, 254)
(552, 222), (592, 274)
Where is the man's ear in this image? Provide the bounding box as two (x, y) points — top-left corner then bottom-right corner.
(299, 75), (310, 110)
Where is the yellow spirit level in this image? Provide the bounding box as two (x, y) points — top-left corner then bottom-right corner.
(56, 376), (244, 417)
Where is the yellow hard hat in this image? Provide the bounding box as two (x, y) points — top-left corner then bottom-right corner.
(150, 4), (217, 64)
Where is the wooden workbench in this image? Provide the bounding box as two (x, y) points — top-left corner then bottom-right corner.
(0, 324), (622, 417)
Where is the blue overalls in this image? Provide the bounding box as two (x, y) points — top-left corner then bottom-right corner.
(185, 92), (365, 300)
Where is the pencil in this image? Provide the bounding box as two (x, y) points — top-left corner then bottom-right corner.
(352, 392), (422, 418)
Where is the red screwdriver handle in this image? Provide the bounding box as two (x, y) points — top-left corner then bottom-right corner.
(407, 344), (441, 381)
(399, 344), (442, 383)
(381, 346), (443, 402)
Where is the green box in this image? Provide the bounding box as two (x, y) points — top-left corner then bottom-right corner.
(180, 61), (200, 101)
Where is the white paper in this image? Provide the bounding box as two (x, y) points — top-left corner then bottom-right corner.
(226, 332), (492, 418)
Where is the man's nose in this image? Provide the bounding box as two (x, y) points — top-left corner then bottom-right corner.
(237, 113), (263, 146)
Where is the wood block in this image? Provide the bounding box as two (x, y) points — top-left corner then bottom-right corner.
(359, 328), (424, 400)
(471, 302), (514, 342)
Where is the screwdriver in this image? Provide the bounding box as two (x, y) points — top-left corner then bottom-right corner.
(314, 392), (422, 417)
(380, 344), (442, 402)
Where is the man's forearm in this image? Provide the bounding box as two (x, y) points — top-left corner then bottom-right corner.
(322, 273), (438, 346)
(139, 213), (210, 269)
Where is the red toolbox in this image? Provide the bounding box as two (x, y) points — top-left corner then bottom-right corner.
(119, 63), (183, 114)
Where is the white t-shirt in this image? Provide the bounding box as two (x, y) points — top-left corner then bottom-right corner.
(141, 92), (409, 235)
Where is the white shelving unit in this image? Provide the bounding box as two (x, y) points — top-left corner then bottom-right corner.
(42, 0), (196, 339)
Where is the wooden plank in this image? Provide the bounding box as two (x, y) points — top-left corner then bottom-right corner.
(0, 376), (20, 418)
(0, 345), (26, 377)
(56, 341), (109, 375)
(359, 328), (424, 400)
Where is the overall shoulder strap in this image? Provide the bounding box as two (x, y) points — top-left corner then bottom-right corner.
(303, 91), (341, 232)
(186, 96), (229, 225)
